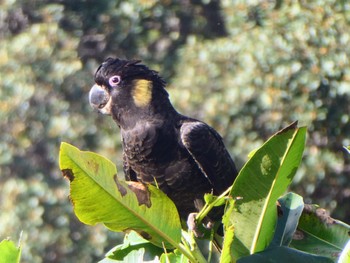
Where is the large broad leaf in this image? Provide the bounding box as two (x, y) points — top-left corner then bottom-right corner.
(291, 204), (350, 261)
(0, 239), (21, 263)
(236, 193), (332, 263)
(223, 122), (306, 261)
(59, 142), (181, 249)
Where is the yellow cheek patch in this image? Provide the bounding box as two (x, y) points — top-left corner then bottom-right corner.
(132, 79), (152, 107)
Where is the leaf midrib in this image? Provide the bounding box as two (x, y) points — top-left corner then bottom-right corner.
(251, 129), (300, 253)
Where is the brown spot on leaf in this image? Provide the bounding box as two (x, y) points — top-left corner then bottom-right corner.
(303, 204), (336, 225)
(62, 169), (74, 182)
(68, 195), (75, 207)
(87, 160), (99, 174)
(292, 230), (304, 240)
(123, 228), (152, 240)
(114, 175), (127, 196)
(275, 121), (298, 136)
(315, 207), (335, 225)
(138, 230), (152, 240)
(127, 181), (152, 208)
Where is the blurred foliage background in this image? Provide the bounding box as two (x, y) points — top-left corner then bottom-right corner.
(1, 0), (349, 262)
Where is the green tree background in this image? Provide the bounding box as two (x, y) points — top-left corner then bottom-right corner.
(1, 0), (349, 262)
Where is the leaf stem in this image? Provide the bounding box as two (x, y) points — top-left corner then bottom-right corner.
(180, 230), (208, 263)
(196, 186), (233, 224)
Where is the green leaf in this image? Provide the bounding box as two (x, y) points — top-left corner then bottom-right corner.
(270, 192), (304, 247)
(221, 197), (236, 263)
(224, 122), (306, 260)
(291, 204), (350, 261)
(204, 193), (226, 207)
(237, 246), (333, 263)
(0, 239), (21, 263)
(59, 142), (181, 249)
(100, 231), (163, 262)
(221, 226), (235, 263)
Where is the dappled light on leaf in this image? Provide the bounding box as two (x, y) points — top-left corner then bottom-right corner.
(223, 123), (306, 260)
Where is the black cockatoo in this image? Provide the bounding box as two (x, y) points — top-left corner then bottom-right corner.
(89, 58), (237, 225)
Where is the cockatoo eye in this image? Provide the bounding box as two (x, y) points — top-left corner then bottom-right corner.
(109, 75), (121, 87)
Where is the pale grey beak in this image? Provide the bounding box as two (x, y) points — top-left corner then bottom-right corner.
(89, 84), (111, 115)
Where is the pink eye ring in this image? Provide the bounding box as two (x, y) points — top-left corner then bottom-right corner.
(109, 75), (121, 87)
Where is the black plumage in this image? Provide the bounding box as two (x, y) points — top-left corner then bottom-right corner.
(89, 58), (238, 220)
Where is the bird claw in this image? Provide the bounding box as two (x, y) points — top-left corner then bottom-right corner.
(187, 212), (204, 238)
(187, 213), (215, 238)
